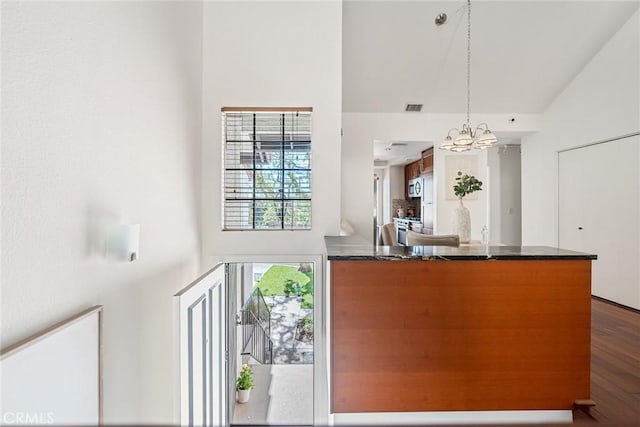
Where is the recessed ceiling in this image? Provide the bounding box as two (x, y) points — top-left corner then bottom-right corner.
(373, 137), (520, 166)
(343, 1), (639, 114)
(373, 140), (434, 165)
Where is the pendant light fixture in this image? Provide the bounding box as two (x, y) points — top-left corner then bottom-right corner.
(440, 0), (497, 152)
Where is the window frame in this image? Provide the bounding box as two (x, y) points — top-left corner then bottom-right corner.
(221, 107), (313, 231)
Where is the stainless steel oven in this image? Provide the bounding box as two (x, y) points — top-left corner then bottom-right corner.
(395, 218), (422, 245)
(395, 219), (409, 246)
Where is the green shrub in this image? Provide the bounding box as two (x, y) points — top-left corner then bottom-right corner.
(283, 279), (296, 297)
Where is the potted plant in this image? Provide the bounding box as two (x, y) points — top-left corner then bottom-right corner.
(236, 364), (254, 403)
(453, 171), (483, 243)
(454, 171), (483, 200)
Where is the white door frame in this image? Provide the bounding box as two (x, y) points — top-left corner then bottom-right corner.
(212, 254), (327, 426)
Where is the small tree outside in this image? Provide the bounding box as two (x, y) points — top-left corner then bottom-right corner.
(283, 279), (297, 298)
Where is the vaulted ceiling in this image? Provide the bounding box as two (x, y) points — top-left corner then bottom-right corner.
(343, 1), (639, 114)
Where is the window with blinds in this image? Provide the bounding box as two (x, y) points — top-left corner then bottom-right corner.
(222, 108), (312, 230)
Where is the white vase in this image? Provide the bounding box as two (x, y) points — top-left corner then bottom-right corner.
(454, 199), (471, 243)
(237, 388), (250, 403)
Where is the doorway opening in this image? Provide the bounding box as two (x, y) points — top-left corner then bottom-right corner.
(231, 262), (314, 426)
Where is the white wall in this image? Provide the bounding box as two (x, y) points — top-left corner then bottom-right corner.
(388, 165), (405, 201)
(341, 113), (540, 241)
(435, 147), (489, 238)
(521, 10), (640, 246)
(487, 149), (501, 242)
(487, 145), (522, 245)
(341, 114), (373, 239)
(374, 167), (385, 238)
(499, 146), (522, 245)
(201, 1), (342, 260)
(1, 2), (203, 424)
(386, 165), (405, 224)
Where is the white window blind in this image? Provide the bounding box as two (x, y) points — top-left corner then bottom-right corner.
(222, 109), (312, 230)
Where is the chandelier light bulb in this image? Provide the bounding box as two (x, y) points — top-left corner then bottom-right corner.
(476, 129), (498, 147)
(451, 145), (470, 153)
(453, 130), (473, 146)
(439, 135), (455, 150)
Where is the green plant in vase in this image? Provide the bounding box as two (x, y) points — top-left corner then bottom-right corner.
(452, 171), (483, 243)
(236, 364), (254, 403)
(236, 364), (254, 390)
(453, 171), (483, 199)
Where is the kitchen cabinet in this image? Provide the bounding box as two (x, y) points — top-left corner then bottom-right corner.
(404, 160), (420, 179)
(327, 239), (594, 415)
(405, 149), (434, 198)
(404, 160), (421, 198)
(421, 148), (433, 173)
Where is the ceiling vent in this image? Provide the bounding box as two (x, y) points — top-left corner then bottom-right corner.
(405, 104), (423, 112)
(385, 141), (409, 151)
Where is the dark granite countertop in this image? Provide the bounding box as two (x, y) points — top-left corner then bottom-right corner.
(325, 235), (597, 261)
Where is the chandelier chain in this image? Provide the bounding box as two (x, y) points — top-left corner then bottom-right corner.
(438, 0), (497, 151)
(466, 0), (471, 128)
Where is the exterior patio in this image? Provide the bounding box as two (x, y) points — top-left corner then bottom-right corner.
(266, 295), (313, 364)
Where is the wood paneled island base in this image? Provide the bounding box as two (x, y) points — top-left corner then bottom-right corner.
(330, 259), (592, 413)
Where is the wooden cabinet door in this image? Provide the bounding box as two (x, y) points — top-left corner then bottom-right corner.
(404, 164), (411, 198)
(412, 161), (420, 178)
(421, 148), (433, 173)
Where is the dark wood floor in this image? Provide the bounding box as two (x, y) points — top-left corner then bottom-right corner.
(573, 297), (640, 423)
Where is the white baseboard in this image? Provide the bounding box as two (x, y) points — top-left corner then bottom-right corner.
(331, 410), (573, 425)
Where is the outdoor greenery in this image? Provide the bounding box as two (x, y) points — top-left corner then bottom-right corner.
(236, 364), (254, 390)
(300, 315), (313, 333)
(296, 315), (313, 343)
(225, 112), (312, 230)
(283, 279), (299, 297)
(255, 264), (314, 309)
(453, 171), (483, 199)
(250, 169), (311, 229)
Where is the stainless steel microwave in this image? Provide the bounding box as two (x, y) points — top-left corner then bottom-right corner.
(408, 177), (423, 198)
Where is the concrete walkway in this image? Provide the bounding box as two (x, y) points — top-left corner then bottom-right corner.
(232, 364), (313, 425)
(266, 296), (313, 364)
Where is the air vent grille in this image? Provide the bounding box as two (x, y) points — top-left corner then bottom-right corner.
(405, 104), (423, 112)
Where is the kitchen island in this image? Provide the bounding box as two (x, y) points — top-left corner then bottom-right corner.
(326, 236), (597, 422)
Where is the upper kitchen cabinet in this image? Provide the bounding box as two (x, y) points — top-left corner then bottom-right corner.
(404, 160), (420, 180)
(421, 148), (433, 173)
(404, 160), (421, 198)
(404, 148), (434, 198)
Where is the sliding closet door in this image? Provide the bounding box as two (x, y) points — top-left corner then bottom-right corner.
(559, 135), (640, 309)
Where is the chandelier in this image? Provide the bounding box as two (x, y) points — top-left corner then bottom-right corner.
(439, 0), (497, 152)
